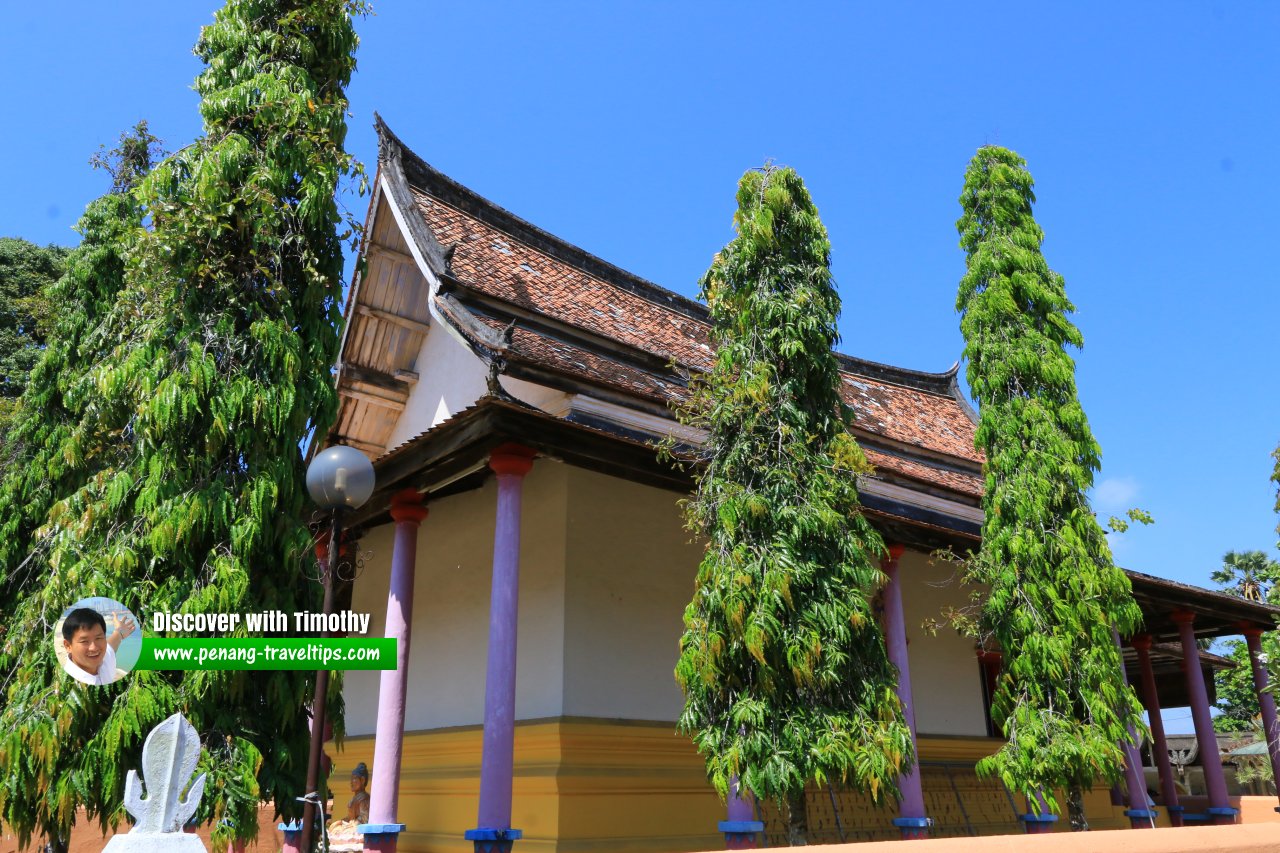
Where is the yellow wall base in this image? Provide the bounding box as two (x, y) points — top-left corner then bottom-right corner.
(332, 721), (1143, 852)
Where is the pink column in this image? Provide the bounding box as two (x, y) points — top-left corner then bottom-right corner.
(1173, 611), (1237, 825)
(720, 776), (764, 849)
(1241, 626), (1280, 813)
(467, 444), (536, 853)
(1112, 627), (1155, 828)
(881, 544), (930, 839)
(1131, 635), (1182, 826)
(362, 489), (429, 853)
(278, 821), (302, 853)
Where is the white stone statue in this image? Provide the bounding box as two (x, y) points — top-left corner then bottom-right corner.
(103, 713), (209, 852)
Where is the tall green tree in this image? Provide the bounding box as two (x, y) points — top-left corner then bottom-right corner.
(955, 146), (1145, 830)
(0, 124), (159, 853)
(0, 237), (69, 422)
(674, 164), (912, 845)
(0, 123), (161, 594)
(0, 2), (365, 849)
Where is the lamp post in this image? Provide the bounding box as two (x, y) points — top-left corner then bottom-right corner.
(300, 445), (376, 853)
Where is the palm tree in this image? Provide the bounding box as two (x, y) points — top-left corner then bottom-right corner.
(1211, 550), (1280, 603)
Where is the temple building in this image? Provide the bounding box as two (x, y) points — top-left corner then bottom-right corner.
(314, 119), (1280, 853)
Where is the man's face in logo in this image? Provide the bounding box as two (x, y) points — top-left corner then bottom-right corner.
(65, 624), (107, 674)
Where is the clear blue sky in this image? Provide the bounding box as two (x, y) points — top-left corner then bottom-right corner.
(3, 3), (1278, 726)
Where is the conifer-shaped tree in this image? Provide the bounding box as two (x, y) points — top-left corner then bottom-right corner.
(675, 165), (912, 844)
(0, 123), (160, 593)
(955, 146), (1145, 829)
(0, 124), (161, 853)
(0, 237), (69, 422)
(0, 2), (364, 849)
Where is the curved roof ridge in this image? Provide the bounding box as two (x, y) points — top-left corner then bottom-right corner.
(374, 115), (966, 400)
(375, 114), (706, 322)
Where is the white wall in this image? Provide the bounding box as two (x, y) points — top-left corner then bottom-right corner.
(345, 462), (990, 740)
(345, 462), (568, 736)
(899, 548), (990, 737)
(561, 467), (697, 722)
(385, 321), (490, 450)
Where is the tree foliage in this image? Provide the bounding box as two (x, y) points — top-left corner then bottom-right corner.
(1212, 638), (1276, 734)
(0, 237), (69, 420)
(673, 164), (911, 843)
(1211, 550), (1280, 604)
(1209, 550), (1280, 734)
(0, 2), (365, 848)
(954, 146), (1145, 824)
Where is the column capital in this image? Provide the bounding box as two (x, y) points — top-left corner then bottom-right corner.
(490, 443), (536, 477)
(884, 543), (906, 563)
(1238, 622), (1266, 638)
(1130, 633), (1153, 651)
(390, 489), (429, 525)
(1171, 609), (1196, 626)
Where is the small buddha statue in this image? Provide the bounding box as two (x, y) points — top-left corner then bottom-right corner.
(347, 763), (371, 825)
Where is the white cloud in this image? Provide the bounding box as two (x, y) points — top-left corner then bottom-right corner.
(1094, 476), (1139, 512)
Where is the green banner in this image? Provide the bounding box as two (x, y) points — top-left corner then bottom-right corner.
(135, 637), (396, 671)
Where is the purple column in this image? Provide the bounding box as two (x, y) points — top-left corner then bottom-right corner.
(361, 489), (428, 853)
(467, 444), (535, 853)
(1020, 791), (1057, 834)
(719, 777), (764, 849)
(1112, 627), (1156, 828)
(1131, 634), (1182, 826)
(1242, 627), (1280, 814)
(881, 544), (930, 839)
(1173, 611), (1237, 825)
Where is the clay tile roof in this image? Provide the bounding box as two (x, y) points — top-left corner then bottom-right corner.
(862, 447), (983, 498)
(377, 119), (981, 488)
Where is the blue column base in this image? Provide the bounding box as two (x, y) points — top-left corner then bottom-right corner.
(277, 822), (302, 851)
(719, 819), (764, 847)
(1165, 805), (1185, 813)
(359, 823), (407, 838)
(892, 816), (932, 839)
(1206, 806), (1239, 825)
(466, 827), (522, 853)
(1020, 813), (1057, 834)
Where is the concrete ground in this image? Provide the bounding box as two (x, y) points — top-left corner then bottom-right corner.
(705, 823), (1280, 853)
